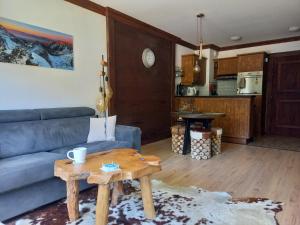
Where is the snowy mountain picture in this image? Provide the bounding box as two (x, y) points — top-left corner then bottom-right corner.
(0, 17), (73, 70)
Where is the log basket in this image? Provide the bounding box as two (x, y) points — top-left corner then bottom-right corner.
(190, 129), (212, 160)
(171, 125), (185, 154)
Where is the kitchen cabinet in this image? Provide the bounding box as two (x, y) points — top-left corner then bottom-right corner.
(216, 57), (238, 77)
(174, 96), (255, 144)
(213, 59), (218, 78)
(238, 52), (265, 72)
(181, 54), (206, 85)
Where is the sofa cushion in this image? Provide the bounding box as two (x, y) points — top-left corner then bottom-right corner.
(0, 109), (40, 123)
(50, 140), (132, 156)
(0, 117), (90, 158)
(115, 125), (142, 150)
(36, 107), (95, 120)
(0, 152), (64, 194)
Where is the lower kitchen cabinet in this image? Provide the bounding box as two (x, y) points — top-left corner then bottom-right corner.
(174, 96), (256, 144)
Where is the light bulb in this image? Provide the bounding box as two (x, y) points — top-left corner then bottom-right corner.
(194, 60), (201, 74)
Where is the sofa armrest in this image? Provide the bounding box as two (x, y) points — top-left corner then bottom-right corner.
(115, 125), (141, 151)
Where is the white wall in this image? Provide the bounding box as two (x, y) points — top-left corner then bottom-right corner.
(0, 0), (107, 110)
(174, 44), (195, 90)
(195, 48), (218, 96)
(175, 44), (218, 95)
(175, 44), (195, 67)
(218, 40), (300, 58)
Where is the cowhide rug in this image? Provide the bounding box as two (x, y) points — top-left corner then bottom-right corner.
(6, 180), (282, 225)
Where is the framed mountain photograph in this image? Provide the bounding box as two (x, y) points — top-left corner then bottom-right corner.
(0, 17), (73, 70)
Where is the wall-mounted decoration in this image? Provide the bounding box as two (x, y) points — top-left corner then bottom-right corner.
(142, 48), (155, 68)
(0, 17), (73, 70)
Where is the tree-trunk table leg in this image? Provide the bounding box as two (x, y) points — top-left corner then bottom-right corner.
(66, 179), (79, 221)
(96, 184), (110, 225)
(139, 176), (156, 219)
(111, 181), (123, 206)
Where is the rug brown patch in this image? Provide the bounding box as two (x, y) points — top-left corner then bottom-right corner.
(5, 181), (283, 225)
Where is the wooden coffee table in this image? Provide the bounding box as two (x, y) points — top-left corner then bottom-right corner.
(54, 148), (161, 225)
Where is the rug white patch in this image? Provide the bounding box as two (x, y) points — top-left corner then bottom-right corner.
(10, 180), (282, 225)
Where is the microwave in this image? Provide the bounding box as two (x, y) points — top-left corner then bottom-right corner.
(237, 71), (263, 95)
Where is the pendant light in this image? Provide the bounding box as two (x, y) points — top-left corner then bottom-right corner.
(193, 13), (204, 74)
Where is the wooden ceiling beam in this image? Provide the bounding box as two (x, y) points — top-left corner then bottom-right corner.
(65, 0), (106, 16)
(203, 44), (221, 51)
(106, 7), (179, 42)
(219, 36), (300, 51)
(177, 39), (198, 50)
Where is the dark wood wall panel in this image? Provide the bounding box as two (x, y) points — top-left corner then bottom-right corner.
(108, 17), (173, 144)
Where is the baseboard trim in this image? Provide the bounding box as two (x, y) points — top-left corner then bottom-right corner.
(222, 136), (251, 145)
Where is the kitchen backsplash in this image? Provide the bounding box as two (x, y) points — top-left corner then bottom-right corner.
(176, 78), (237, 96)
(217, 79), (237, 96)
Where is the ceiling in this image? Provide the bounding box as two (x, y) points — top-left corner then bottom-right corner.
(92, 0), (300, 47)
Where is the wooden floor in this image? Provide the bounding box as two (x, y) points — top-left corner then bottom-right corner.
(142, 139), (300, 225)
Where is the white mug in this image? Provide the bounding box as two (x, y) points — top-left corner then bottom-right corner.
(67, 147), (87, 164)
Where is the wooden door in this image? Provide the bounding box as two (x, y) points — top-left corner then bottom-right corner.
(253, 95), (262, 136)
(266, 51), (300, 137)
(108, 18), (173, 144)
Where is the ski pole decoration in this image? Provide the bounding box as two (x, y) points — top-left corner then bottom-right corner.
(96, 54), (113, 113)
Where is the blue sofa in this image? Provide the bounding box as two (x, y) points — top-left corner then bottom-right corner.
(0, 107), (141, 221)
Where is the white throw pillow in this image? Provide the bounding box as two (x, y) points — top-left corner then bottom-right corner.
(87, 116), (117, 143)
(87, 118), (106, 143)
(106, 115), (117, 141)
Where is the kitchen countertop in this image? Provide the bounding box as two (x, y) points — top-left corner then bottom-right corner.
(172, 111), (226, 119)
(174, 95), (257, 98)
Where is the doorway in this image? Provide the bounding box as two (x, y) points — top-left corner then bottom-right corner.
(265, 50), (300, 138)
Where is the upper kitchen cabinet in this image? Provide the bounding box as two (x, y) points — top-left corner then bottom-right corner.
(238, 52), (266, 72)
(181, 54), (207, 85)
(216, 57), (238, 77)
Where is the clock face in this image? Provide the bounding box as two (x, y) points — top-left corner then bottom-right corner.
(142, 48), (155, 68)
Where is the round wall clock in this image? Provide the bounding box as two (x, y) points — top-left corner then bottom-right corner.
(142, 48), (155, 68)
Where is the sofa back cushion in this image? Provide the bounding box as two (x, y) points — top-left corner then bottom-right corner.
(0, 117), (90, 158)
(37, 107), (95, 120)
(0, 109), (40, 123)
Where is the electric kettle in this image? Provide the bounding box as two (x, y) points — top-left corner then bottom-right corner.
(186, 87), (197, 96)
